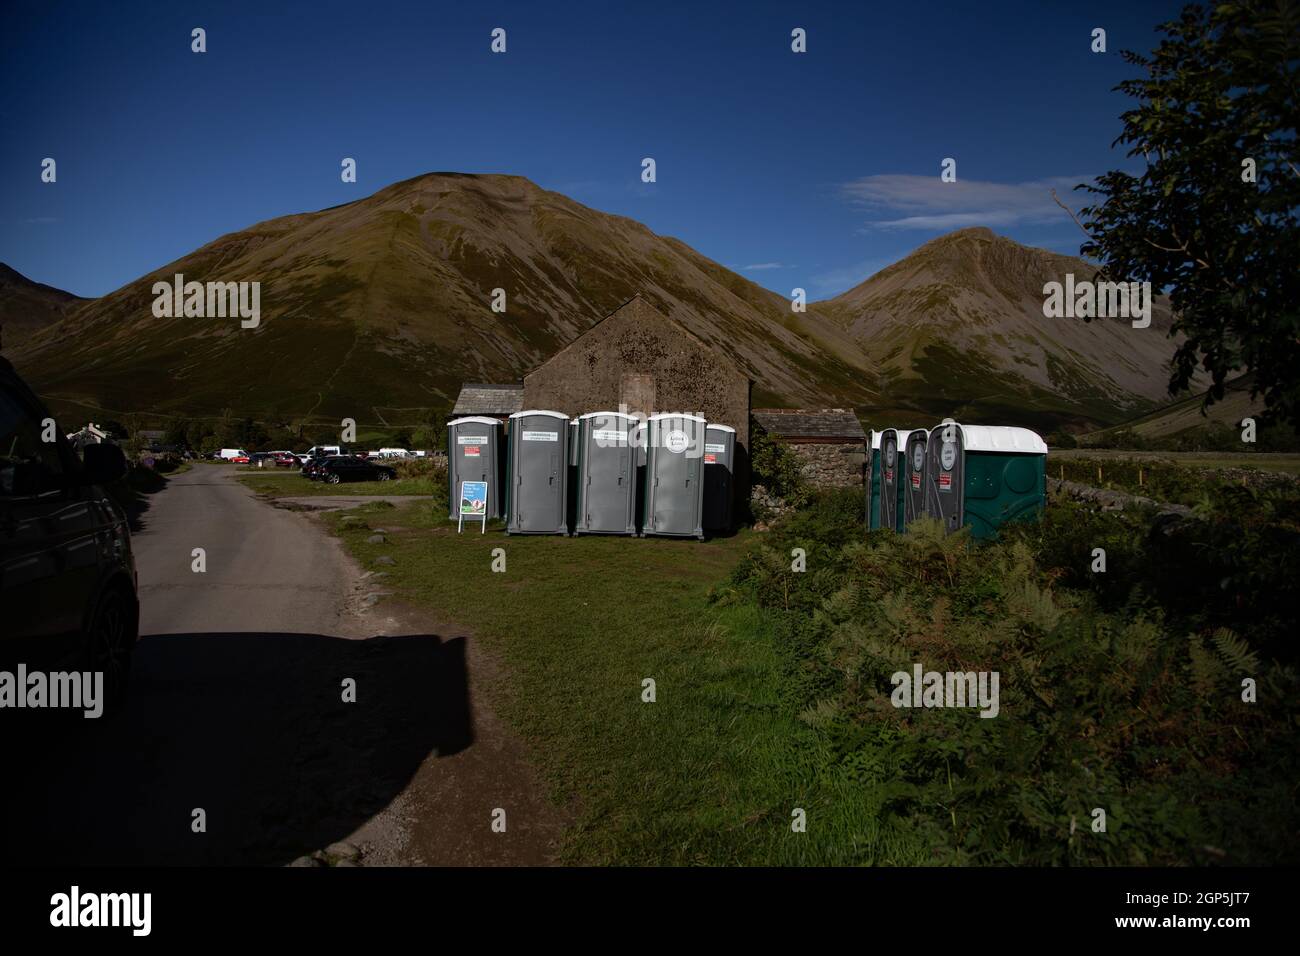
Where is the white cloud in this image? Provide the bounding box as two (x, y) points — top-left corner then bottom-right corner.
(742, 262), (785, 271)
(842, 174), (1092, 231)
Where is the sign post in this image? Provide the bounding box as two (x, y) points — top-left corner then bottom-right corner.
(458, 480), (489, 534)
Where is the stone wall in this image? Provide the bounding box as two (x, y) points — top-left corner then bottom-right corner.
(790, 442), (865, 489)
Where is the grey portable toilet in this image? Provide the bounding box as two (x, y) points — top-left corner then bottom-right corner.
(641, 413), (706, 540)
(505, 410), (570, 535)
(572, 411), (638, 536)
(702, 423), (736, 533)
(901, 428), (928, 530)
(447, 416), (502, 520)
(566, 418), (579, 532)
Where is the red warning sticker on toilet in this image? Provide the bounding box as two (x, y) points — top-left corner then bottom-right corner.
(704, 453), (717, 464)
(939, 473), (952, 492)
(464, 446), (481, 457)
(911, 473), (921, 489)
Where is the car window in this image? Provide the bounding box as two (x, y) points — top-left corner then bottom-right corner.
(0, 386), (64, 497)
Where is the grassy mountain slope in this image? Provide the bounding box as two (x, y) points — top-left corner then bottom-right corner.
(7, 173), (876, 422)
(0, 263), (88, 350)
(5, 181), (1205, 432)
(816, 227), (1199, 431)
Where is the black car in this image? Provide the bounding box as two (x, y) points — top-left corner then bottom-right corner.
(300, 456), (336, 480)
(316, 457), (396, 484)
(0, 355), (138, 709)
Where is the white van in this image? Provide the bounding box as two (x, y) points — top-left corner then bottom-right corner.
(305, 445), (342, 458)
(378, 447), (410, 459)
(218, 448), (249, 460)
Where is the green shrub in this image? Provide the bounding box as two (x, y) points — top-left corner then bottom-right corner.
(749, 423), (812, 509)
(716, 491), (1300, 864)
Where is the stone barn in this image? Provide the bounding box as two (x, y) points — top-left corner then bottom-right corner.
(752, 408), (867, 489)
(522, 295), (752, 464)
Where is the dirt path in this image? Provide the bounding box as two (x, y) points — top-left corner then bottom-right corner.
(2, 467), (568, 866)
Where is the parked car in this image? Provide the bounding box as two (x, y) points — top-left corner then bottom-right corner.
(229, 455), (250, 464)
(305, 445), (343, 459)
(272, 452), (298, 468)
(218, 448), (249, 461)
(316, 457), (396, 484)
(300, 455), (340, 480)
(0, 355), (138, 711)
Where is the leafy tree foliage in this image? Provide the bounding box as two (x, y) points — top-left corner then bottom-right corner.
(1078, 1), (1299, 425)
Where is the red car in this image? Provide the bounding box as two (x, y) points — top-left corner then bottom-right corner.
(273, 453), (298, 467)
(230, 455), (250, 464)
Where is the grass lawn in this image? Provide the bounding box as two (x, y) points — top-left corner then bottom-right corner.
(236, 469), (440, 498)
(324, 500), (932, 866)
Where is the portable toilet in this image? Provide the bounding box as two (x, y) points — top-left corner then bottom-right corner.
(641, 413), (706, 540)
(505, 410), (570, 535)
(567, 418), (580, 531)
(447, 416), (502, 520)
(866, 430), (884, 529)
(702, 423), (737, 533)
(901, 428), (928, 530)
(878, 428), (913, 532)
(924, 421), (1048, 539)
(572, 411), (638, 536)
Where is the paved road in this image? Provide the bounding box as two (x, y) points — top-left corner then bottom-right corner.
(5, 467), (564, 866)
(135, 465), (356, 634)
(135, 468), (355, 634)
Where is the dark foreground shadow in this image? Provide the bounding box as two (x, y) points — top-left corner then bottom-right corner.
(1, 631), (471, 866)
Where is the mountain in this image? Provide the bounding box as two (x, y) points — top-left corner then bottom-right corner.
(4, 177), (1199, 431)
(5, 173), (875, 424)
(817, 227), (1198, 433)
(0, 264), (88, 350)
(1082, 374), (1268, 444)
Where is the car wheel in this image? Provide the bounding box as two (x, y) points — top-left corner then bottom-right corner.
(329, 473), (341, 484)
(378, 471), (391, 481)
(86, 583), (137, 712)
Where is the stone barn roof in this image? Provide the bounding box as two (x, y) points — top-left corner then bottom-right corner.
(451, 383), (524, 417)
(753, 408), (866, 443)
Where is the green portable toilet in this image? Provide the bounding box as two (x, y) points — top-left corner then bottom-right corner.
(901, 428), (928, 530)
(866, 430), (883, 529)
(923, 421), (1047, 539)
(878, 428), (915, 532)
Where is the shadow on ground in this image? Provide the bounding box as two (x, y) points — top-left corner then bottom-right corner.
(2, 631), (471, 865)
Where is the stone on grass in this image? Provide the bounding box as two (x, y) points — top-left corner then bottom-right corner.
(325, 841), (362, 862)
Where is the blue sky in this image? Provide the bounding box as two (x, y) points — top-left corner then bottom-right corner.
(1, 0), (1185, 300)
